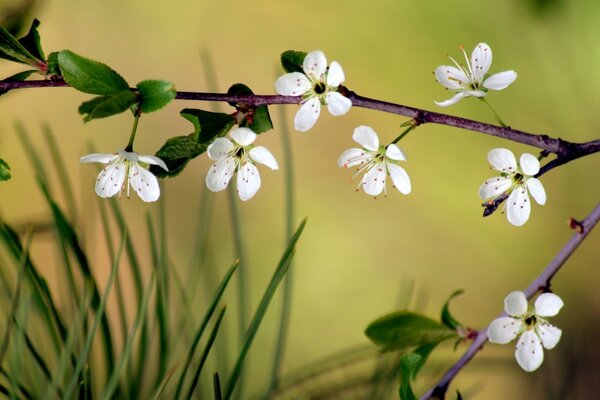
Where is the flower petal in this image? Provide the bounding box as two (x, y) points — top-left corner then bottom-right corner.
(206, 157), (235, 192)
(506, 186), (531, 226)
(303, 50), (327, 81)
(128, 164), (161, 202)
(488, 317), (523, 344)
(534, 293), (564, 317)
(471, 43), (492, 83)
(352, 126), (379, 151)
(326, 61), (345, 87)
(326, 92), (352, 116)
(249, 146), (278, 170)
(361, 162), (386, 196)
(536, 322), (562, 349)
(337, 148), (372, 168)
(138, 155), (168, 171)
(80, 153), (117, 164)
(479, 176), (512, 200)
(526, 178), (546, 205)
(275, 72), (312, 96)
(488, 148), (517, 173)
(385, 144), (406, 161)
(95, 161), (126, 198)
(237, 162), (261, 201)
(515, 330), (544, 372)
(483, 70), (517, 91)
(505, 291), (528, 316)
(230, 127), (256, 146)
(434, 66), (469, 90)
(294, 97), (321, 132)
(520, 153), (540, 176)
(434, 91), (469, 107)
(388, 163), (411, 194)
(207, 138), (234, 161)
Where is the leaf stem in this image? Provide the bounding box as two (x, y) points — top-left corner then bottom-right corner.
(125, 112), (141, 152)
(479, 97), (507, 128)
(391, 121), (418, 145)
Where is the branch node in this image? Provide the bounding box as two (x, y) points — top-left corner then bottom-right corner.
(568, 217), (585, 234)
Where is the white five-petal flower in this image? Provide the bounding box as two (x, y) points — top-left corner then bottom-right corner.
(435, 43), (517, 107)
(488, 291), (563, 372)
(338, 126), (411, 197)
(275, 50), (352, 132)
(206, 127), (278, 201)
(479, 148), (546, 226)
(80, 150), (168, 202)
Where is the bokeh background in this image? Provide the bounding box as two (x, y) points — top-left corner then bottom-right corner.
(1, 0), (600, 398)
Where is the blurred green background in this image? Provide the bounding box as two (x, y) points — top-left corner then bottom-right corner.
(1, 0), (600, 398)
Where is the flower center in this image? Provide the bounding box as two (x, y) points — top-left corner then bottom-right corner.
(513, 172), (524, 184)
(524, 314), (537, 328)
(314, 81), (327, 94)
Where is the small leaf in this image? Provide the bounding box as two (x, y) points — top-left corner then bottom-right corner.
(398, 352), (421, 400)
(180, 108), (235, 144)
(46, 52), (61, 78)
(365, 311), (457, 352)
(227, 83), (273, 134)
(78, 90), (137, 122)
(0, 159), (11, 181)
(4, 69), (37, 82)
(150, 134), (205, 178)
(58, 50), (129, 95)
(441, 290), (464, 330)
(136, 79), (176, 113)
(18, 19), (45, 62)
(280, 50), (307, 73)
(0, 24), (44, 67)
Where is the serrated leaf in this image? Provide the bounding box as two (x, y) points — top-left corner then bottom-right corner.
(0, 24), (44, 67)
(227, 83), (273, 134)
(365, 311), (457, 352)
(18, 19), (45, 62)
(150, 134), (206, 178)
(180, 108), (235, 144)
(280, 50), (307, 73)
(78, 90), (137, 122)
(441, 290), (464, 330)
(0, 159), (11, 181)
(58, 50), (129, 95)
(136, 79), (176, 113)
(46, 51), (60, 78)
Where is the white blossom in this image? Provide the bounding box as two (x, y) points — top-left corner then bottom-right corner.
(435, 43), (517, 107)
(275, 50), (352, 132)
(479, 148), (546, 226)
(206, 127), (278, 201)
(80, 150), (168, 202)
(338, 126), (411, 197)
(488, 291), (563, 372)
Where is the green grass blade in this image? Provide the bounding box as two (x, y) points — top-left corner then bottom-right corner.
(174, 260), (239, 400)
(14, 121), (48, 187)
(150, 364), (179, 400)
(223, 219), (307, 400)
(213, 373), (222, 400)
(184, 306), (227, 400)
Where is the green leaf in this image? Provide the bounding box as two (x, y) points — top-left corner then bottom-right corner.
(18, 19), (45, 62)
(136, 79), (176, 113)
(46, 51), (60, 78)
(4, 69), (37, 82)
(398, 352), (420, 400)
(441, 290), (464, 330)
(78, 90), (138, 122)
(280, 50), (307, 73)
(0, 159), (10, 181)
(0, 24), (44, 67)
(57, 50), (129, 95)
(365, 311), (457, 352)
(227, 83), (273, 134)
(151, 134), (205, 178)
(180, 108), (235, 144)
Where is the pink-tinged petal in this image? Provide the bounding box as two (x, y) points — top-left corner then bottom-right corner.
(488, 148), (517, 173)
(361, 162), (386, 196)
(434, 92), (469, 107)
(352, 126), (379, 151)
(387, 163), (411, 194)
(128, 164), (161, 202)
(488, 317), (523, 344)
(275, 72), (312, 96)
(326, 61), (345, 87)
(479, 176), (512, 200)
(434, 66), (469, 90)
(506, 186), (531, 226)
(483, 70), (517, 91)
(385, 144), (406, 161)
(526, 178), (546, 205)
(520, 153), (540, 176)
(80, 153), (117, 164)
(249, 146), (278, 170)
(95, 161), (126, 198)
(207, 138), (234, 161)
(303, 50), (327, 81)
(206, 157), (235, 192)
(237, 162), (261, 201)
(471, 43), (492, 82)
(326, 92), (352, 116)
(138, 155), (168, 171)
(505, 291), (528, 316)
(536, 322), (562, 349)
(294, 97), (321, 132)
(230, 127), (256, 146)
(515, 330), (544, 372)
(534, 293), (563, 317)
(337, 148), (372, 168)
